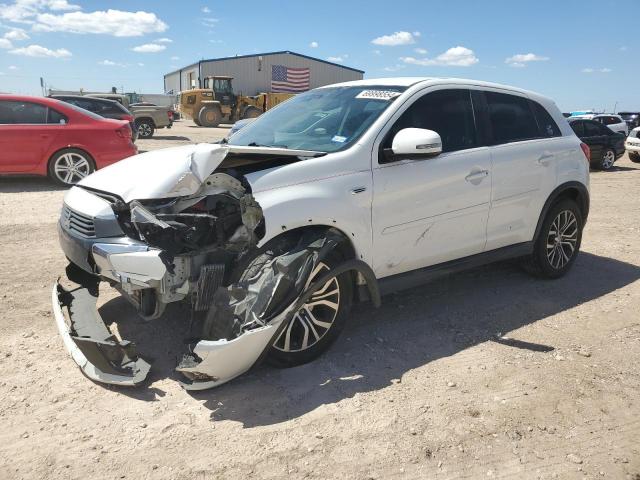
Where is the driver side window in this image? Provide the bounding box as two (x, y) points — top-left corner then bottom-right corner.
(383, 89), (478, 154)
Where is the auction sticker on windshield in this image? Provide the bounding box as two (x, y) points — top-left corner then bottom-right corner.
(355, 90), (402, 101)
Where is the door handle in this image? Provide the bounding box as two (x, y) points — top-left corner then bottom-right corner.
(350, 186), (367, 195)
(537, 152), (554, 166)
(465, 169), (489, 182)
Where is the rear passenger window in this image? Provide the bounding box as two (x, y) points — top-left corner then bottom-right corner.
(485, 92), (540, 144)
(570, 121), (585, 137)
(584, 122), (603, 137)
(531, 101), (561, 137)
(47, 108), (67, 124)
(384, 89), (477, 154)
(0, 101), (47, 124)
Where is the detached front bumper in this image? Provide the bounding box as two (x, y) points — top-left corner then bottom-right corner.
(52, 280), (151, 386)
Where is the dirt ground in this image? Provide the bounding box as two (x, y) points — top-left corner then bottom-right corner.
(1, 119), (639, 480)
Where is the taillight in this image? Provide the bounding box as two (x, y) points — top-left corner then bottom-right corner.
(580, 142), (591, 162)
(168, 111), (173, 120)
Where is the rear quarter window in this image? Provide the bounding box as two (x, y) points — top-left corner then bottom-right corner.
(485, 92), (540, 144)
(531, 101), (561, 137)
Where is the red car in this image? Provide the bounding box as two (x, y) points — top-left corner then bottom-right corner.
(0, 95), (137, 185)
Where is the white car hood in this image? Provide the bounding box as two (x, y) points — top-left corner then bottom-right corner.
(79, 143), (322, 203)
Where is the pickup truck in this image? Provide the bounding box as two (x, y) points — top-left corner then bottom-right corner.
(86, 94), (173, 139)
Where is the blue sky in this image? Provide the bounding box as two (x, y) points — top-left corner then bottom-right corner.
(0, 0), (635, 111)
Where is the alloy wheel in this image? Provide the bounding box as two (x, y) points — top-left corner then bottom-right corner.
(602, 150), (615, 169)
(546, 210), (578, 270)
(54, 152), (91, 185)
(273, 262), (341, 352)
(138, 123), (152, 137)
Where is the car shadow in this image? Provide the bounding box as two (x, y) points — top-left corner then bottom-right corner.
(187, 124), (232, 129)
(143, 136), (191, 141)
(101, 251), (640, 426)
(0, 176), (66, 193)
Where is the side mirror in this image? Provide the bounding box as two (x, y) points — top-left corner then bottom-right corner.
(390, 128), (442, 160)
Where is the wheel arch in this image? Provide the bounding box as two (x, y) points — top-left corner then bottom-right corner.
(47, 146), (96, 170)
(533, 181), (590, 241)
(135, 116), (155, 127)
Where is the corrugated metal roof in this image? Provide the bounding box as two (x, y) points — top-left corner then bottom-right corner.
(164, 51), (365, 78)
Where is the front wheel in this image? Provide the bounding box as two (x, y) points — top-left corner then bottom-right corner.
(242, 106), (262, 119)
(523, 199), (583, 279)
(48, 149), (95, 186)
(629, 152), (640, 163)
(237, 244), (353, 368)
(599, 149), (616, 170)
(198, 107), (222, 127)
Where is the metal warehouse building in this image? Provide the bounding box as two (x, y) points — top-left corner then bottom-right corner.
(163, 51), (364, 95)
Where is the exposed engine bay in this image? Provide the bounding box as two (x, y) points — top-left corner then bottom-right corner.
(52, 144), (380, 390)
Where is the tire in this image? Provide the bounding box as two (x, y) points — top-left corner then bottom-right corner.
(523, 199), (583, 279)
(136, 119), (155, 139)
(235, 238), (353, 368)
(47, 148), (95, 186)
(242, 106), (262, 119)
(629, 152), (640, 163)
(193, 117), (202, 127)
(598, 149), (616, 170)
(198, 106), (222, 127)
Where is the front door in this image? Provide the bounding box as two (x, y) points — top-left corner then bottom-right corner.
(371, 88), (491, 278)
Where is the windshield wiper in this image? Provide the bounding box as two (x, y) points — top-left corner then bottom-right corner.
(247, 142), (289, 149)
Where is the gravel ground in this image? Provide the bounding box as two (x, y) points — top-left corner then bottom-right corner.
(0, 120), (639, 480)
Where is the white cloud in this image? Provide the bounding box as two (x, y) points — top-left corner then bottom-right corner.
(414, 47), (427, 55)
(600, 68), (611, 73)
(202, 6), (211, 13)
(9, 43), (71, 57)
(98, 59), (125, 66)
(132, 43), (166, 53)
(400, 46), (479, 67)
(8, 65), (18, 69)
(0, 38), (13, 48)
(309, 41), (318, 48)
(34, 9), (167, 36)
(170, 55), (180, 60)
(201, 17), (218, 27)
(137, 62), (144, 67)
(372, 49), (381, 55)
(383, 64), (406, 72)
(505, 53), (549, 67)
(582, 67), (611, 73)
(327, 55), (347, 63)
(156, 37), (172, 43)
(582, 68), (594, 73)
(371, 31), (419, 46)
(4, 28), (29, 40)
(0, 1), (80, 23)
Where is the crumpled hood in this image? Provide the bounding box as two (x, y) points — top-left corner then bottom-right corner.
(79, 143), (323, 203)
(79, 143), (229, 202)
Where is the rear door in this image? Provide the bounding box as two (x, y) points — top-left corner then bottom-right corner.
(481, 91), (561, 250)
(0, 100), (58, 172)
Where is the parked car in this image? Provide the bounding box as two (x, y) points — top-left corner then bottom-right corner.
(52, 78), (589, 390)
(624, 127), (640, 163)
(0, 95), (136, 185)
(618, 112), (640, 130)
(592, 114), (628, 135)
(50, 95), (137, 142)
(568, 117), (625, 170)
(130, 102), (180, 122)
(86, 94), (173, 139)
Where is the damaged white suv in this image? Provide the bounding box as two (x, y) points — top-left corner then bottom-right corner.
(53, 78), (590, 390)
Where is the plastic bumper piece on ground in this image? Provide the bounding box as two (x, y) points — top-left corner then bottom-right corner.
(52, 281), (151, 386)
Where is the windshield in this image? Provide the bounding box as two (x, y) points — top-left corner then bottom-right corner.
(227, 85), (406, 152)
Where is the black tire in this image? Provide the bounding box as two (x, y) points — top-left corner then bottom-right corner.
(198, 106), (222, 127)
(597, 148), (616, 170)
(523, 199), (583, 279)
(242, 106), (262, 119)
(234, 237), (353, 368)
(193, 117), (202, 127)
(629, 152), (640, 163)
(47, 148), (95, 186)
(136, 119), (155, 139)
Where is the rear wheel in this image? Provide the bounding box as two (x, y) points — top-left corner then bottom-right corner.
(193, 117), (202, 127)
(523, 199), (583, 279)
(629, 152), (640, 163)
(236, 240), (353, 368)
(198, 106), (222, 127)
(136, 119), (155, 139)
(48, 149), (95, 186)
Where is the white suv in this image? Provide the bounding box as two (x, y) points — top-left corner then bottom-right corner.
(52, 78), (590, 390)
(573, 113), (629, 136)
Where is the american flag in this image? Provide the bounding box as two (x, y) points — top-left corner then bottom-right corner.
(271, 65), (310, 93)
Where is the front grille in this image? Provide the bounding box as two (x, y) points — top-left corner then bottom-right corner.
(61, 205), (96, 238)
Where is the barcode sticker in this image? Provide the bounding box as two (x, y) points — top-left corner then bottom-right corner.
(355, 90), (402, 101)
